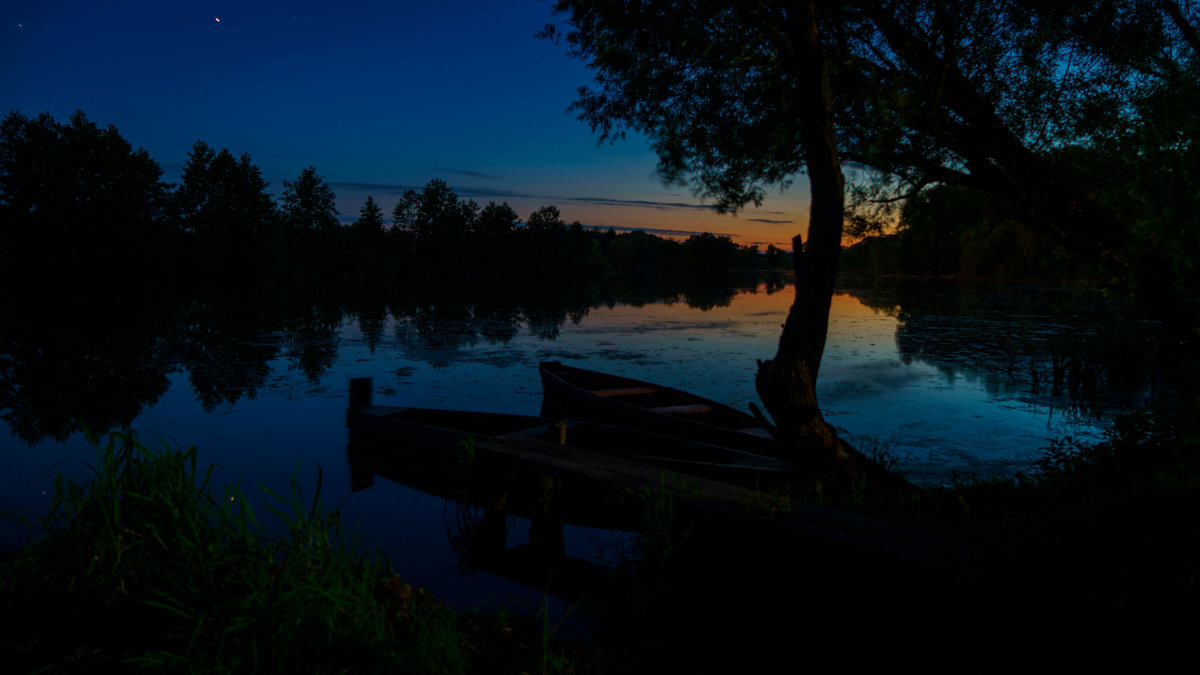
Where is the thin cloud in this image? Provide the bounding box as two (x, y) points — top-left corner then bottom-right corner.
(583, 223), (739, 238)
(330, 181), (417, 195)
(455, 186), (533, 199)
(565, 196), (718, 211)
(329, 181), (723, 214)
(437, 168), (503, 179)
(746, 218), (794, 224)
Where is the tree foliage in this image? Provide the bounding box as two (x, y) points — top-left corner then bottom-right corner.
(354, 195), (384, 233)
(176, 141), (277, 277)
(545, 0), (1200, 372)
(391, 179), (476, 257)
(177, 141), (276, 237)
(475, 201), (520, 238)
(544, 1), (1199, 296)
(281, 166), (338, 232)
(0, 110), (168, 279)
(526, 205), (566, 231)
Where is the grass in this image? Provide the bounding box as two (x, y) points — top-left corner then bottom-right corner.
(0, 433), (598, 674)
(6, 411), (1198, 673)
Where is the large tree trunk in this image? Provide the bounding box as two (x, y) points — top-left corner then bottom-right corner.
(753, 2), (881, 491)
(751, 3), (916, 497)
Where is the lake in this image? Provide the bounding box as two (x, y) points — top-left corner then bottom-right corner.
(0, 281), (1160, 609)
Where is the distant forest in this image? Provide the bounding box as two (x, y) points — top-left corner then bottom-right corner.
(0, 110), (791, 288)
(840, 183), (1092, 282)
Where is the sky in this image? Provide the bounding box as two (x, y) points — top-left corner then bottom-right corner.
(1, 1), (810, 248)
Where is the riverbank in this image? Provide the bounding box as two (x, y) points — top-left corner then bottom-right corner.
(0, 434), (601, 674)
(5, 410), (1198, 673)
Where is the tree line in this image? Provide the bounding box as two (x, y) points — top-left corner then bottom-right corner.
(839, 183), (1094, 281)
(0, 110), (784, 287)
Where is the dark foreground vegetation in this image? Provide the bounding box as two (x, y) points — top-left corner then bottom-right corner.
(0, 435), (600, 674)
(4, 408), (1198, 672)
(597, 413), (1200, 674)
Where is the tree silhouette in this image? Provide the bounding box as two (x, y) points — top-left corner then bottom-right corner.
(354, 196), (384, 233)
(351, 196), (387, 278)
(281, 166), (338, 231)
(475, 201), (520, 237)
(545, 1), (852, 461)
(391, 179), (476, 263)
(176, 141), (277, 277)
(0, 110), (169, 280)
(0, 291), (178, 443)
(526, 205), (565, 232)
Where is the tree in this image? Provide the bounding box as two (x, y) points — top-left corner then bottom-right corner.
(180, 143), (276, 235)
(0, 110), (168, 279)
(391, 189), (419, 234)
(351, 195), (387, 278)
(392, 179), (476, 262)
(354, 195), (384, 233)
(176, 141), (276, 276)
(475, 201), (520, 237)
(682, 232), (740, 277)
(281, 166), (338, 231)
(544, 1), (857, 475)
(545, 0), (1200, 469)
(526, 205), (566, 232)
(824, 1), (1199, 338)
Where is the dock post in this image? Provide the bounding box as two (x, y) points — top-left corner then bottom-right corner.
(349, 460), (376, 492)
(531, 424), (566, 553)
(348, 378), (375, 491)
(350, 377), (373, 409)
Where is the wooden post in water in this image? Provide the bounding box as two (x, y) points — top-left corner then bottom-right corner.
(348, 377), (376, 491)
(529, 422), (567, 554)
(349, 377), (373, 409)
(348, 456), (376, 492)
(551, 420), (568, 445)
(479, 500), (509, 557)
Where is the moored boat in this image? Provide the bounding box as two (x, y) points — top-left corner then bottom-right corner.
(538, 360), (786, 459)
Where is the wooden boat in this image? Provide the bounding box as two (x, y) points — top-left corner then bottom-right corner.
(538, 360), (786, 459)
(346, 404), (796, 485)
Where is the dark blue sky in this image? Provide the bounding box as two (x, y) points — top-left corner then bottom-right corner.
(2, 1), (807, 247)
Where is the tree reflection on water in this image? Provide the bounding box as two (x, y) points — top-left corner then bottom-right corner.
(0, 281), (1165, 446)
(0, 281), (739, 444)
(843, 285), (1169, 420)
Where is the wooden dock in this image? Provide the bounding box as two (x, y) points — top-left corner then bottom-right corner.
(346, 378), (967, 575)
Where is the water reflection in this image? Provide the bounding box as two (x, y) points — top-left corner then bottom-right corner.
(843, 286), (1166, 417)
(0, 283), (744, 444)
(0, 281), (1165, 484)
(0, 290), (176, 443)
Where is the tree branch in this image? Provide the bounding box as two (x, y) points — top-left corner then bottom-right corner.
(1161, 0), (1200, 61)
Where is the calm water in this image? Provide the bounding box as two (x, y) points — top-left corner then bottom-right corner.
(0, 282), (1156, 609)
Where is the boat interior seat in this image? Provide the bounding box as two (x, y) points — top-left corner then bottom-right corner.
(650, 404), (713, 415)
(592, 387), (658, 397)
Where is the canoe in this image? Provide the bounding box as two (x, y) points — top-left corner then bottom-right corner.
(538, 360), (785, 459)
(346, 404), (796, 485)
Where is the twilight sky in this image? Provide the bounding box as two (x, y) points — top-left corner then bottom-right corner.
(2, 1), (810, 248)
